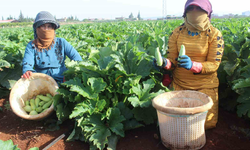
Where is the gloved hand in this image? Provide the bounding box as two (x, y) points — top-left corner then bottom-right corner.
(153, 57), (168, 71)
(178, 55), (193, 70)
(21, 71), (33, 79)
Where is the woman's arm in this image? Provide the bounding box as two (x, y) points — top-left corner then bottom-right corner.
(166, 26), (181, 70)
(200, 28), (224, 74)
(62, 38), (82, 61)
(22, 42), (36, 74)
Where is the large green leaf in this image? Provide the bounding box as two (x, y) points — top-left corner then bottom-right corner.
(117, 102), (133, 120)
(0, 139), (20, 150)
(89, 127), (111, 150)
(98, 56), (115, 71)
(237, 91), (250, 103)
(106, 108), (126, 137)
(129, 79), (165, 108)
(107, 134), (120, 150)
(0, 59), (11, 70)
(62, 77), (107, 99)
(55, 103), (71, 122)
(112, 49), (152, 78)
(233, 78), (250, 89)
(69, 101), (89, 119)
(67, 127), (86, 142)
(237, 100), (250, 117)
(0, 64), (22, 89)
(223, 59), (240, 76)
(132, 106), (157, 125)
(123, 119), (144, 131)
(82, 114), (111, 150)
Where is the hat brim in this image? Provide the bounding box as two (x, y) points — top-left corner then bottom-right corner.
(187, 2), (201, 7)
(183, 2), (208, 18)
(187, 2), (207, 12)
(33, 20), (60, 29)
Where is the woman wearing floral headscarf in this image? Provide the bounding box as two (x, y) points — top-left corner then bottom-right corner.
(21, 11), (82, 83)
(153, 0), (224, 130)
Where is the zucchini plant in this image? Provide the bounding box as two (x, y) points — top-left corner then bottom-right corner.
(53, 40), (169, 150)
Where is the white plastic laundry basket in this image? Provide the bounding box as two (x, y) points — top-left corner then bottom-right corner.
(152, 90), (213, 150)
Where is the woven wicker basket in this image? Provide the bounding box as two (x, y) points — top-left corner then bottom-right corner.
(9, 73), (58, 120)
(152, 90), (213, 150)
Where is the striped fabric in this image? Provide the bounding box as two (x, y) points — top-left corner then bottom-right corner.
(165, 24), (224, 90)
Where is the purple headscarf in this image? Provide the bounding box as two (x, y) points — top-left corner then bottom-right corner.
(183, 0), (213, 20)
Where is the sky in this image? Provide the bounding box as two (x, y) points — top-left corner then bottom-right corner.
(0, 0), (250, 20)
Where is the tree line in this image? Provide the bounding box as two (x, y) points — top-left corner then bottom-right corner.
(2, 11), (144, 22)
(2, 11), (80, 22)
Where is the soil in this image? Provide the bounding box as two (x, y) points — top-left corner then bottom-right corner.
(0, 97), (250, 150)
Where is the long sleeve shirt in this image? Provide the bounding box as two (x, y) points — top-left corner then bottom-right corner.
(165, 24), (224, 90)
(22, 37), (82, 83)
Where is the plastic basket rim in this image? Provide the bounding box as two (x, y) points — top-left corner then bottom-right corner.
(158, 109), (208, 117)
(152, 90), (214, 115)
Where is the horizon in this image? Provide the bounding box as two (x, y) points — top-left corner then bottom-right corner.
(2, 11), (249, 21)
(1, 0), (250, 20)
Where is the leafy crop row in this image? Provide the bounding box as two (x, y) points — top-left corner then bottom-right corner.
(1, 18), (250, 149)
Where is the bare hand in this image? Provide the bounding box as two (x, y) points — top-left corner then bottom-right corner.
(21, 71), (33, 79)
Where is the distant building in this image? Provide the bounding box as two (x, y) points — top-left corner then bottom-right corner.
(157, 18), (164, 20)
(96, 18), (105, 21)
(212, 14), (221, 18)
(88, 18), (96, 21)
(56, 17), (67, 22)
(0, 19), (20, 23)
(157, 15), (182, 20)
(242, 11), (250, 16)
(115, 17), (125, 20)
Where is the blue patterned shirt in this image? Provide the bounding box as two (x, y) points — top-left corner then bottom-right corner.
(22, 38), (82, 83)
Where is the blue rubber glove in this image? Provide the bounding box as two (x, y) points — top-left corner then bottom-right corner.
(153, 57), (168, 71)
(178, 55), (193, 70)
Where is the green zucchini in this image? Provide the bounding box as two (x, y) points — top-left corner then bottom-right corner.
(155, 47), (163, 66)
(37, 95), (51, 102)
(178, 45), (186, 61)
(29, 110), (38, 115)
(35, 107), (43, 113)
(25, 100), (30, 106)
(30, 99), (36, 110)
(42, 108), (48, 112)
(35, 97), (40, 107)
(42, 100), (53, 109)
(39, 101), (45, 107)
(23, 105), (32, 112)
(46, 93), (53, 98)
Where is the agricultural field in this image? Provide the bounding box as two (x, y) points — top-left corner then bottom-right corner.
(0, 18), (250, 150)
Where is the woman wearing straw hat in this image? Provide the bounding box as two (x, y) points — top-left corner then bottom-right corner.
(21, 11), (82, 83)
(153, 0), (224, 130)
